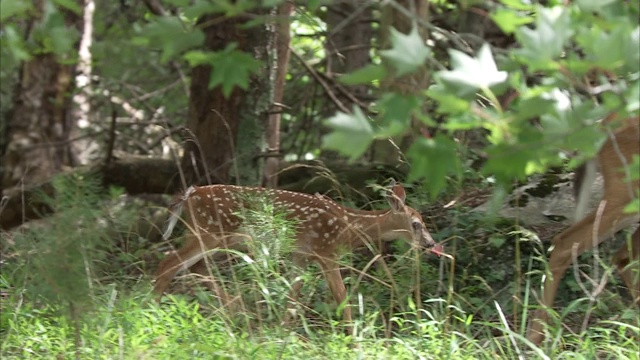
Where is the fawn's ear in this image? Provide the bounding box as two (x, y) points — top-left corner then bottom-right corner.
(387, 180), (406, 212)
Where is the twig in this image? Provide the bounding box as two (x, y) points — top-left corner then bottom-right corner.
(105, 108), (118, 166)
(289, 46), (350, 113)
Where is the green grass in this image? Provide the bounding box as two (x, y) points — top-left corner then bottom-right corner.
(0, 288), (455, 359)
(1, 177), (638, 359)
(1, 276), (638, 359)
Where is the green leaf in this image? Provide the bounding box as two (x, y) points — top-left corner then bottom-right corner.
(514, 6), (572, 70)
(499, 0), (535, 11)
(625, 80), (640, 113)
(1, 25), (31, 61)
(440, 113), (483, 131)
(407, 296), (416, 311)
(183, 50), (213, 66)
(323, 108), (374, 161)
(380, 27), (431, 77)
(482, 143), (533, 184)
(563, 124), (607, 157)
(184, 46), (262, 97)
(437, 43), (508, 91)
(139, 17), (205, 63)
(625, 197), (640, 214)
(0, 0), (32, 22)
(165, 0), (191, 6)
(183, 0), (218, 19)
(625, 27), (640, 73)
(489, 235), (506, 248)
(516, 98), (556, 121)
(375, 93), (418, 137)
(52, 0), (82, 14)
(491, 9), (534, 34)
(207, 46), (262, 97)
(48, 26), (80, 56)
(407, 135), (460, 198)
(576, 0), (618, 12)
(427, 85), (472, 114)
(339, 64), (387, 85)
(578, 25), (638, 71)
(306, 0), (323, 11)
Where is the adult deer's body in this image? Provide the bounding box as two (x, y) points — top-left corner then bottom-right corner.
(528, 116), (640, 344)
(153, 181), (443, 327)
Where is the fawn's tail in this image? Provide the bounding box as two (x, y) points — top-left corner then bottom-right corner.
(162, 186), (196, 240)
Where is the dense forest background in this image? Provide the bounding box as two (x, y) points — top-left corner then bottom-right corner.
(1, 0), (638, 358)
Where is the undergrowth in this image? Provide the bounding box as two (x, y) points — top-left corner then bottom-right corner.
(1, 176), (638, 359)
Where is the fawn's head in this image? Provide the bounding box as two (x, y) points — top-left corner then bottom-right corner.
(386, 181), (443, 256)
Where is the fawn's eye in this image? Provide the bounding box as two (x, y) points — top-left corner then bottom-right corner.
(412, 221), (422, 230)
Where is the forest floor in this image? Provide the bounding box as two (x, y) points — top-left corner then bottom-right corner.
(1, 186), (638, 359)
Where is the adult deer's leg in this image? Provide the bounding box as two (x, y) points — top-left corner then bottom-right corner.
(317, 256), (353, 333)
(528, 204), (636, 344)
(613, 227), (640, 304)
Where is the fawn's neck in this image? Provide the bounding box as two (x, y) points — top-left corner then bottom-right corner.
(342, 208), (410, 246)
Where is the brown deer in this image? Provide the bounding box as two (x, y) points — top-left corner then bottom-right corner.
(528, 116), (640, 344)
(153, 180), (444, 329)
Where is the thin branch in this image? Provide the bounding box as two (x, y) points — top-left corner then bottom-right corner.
(289, 46), (350, 113)
(105, 108), (118, 166)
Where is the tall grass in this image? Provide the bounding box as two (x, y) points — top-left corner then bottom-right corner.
(1, 177), (638, 359)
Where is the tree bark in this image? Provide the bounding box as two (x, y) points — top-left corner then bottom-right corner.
(1, 2), (84, 189)
(232, 9), (275, 186)
(263, 2), (294, 188)
(180, 11), (273, 187)
(71, 0), (96, 165)
(180, 15), (244, 186)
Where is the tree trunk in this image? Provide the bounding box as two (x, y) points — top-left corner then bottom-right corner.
(233, 9), (275, 186)
(181, 12), (273, 187)
(1, 2), (84, 189)
(263, 2), (294, 188)
(71, 0), (96, 165)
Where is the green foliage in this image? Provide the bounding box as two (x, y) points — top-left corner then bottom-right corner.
(16, 174), (109, 313)
(491, 8), (533, 34)
(437, 44), (507, 95)
(184, 44), (262, 97)
(2, 1), (639, 358)
(380, 27), (431, 77)
(234, 193), (299, 261)
(0, 0), (32, 23)
(0, 1), (80, 63)
(624, 155), (640, 214)
(513, 7), (573, 70)
(407, 134), (461, 198)
(323, 107), (374, 161)
(376, 93), (420, 137)
(134, 17), (205, 63)
(2, 187), (638, 358)
(126, 2), (269, 98)
(324, 0), (640, 200)
(2, 289), (637, 358)
(0, 25), (30, 62)
(339, 64), (388, 86)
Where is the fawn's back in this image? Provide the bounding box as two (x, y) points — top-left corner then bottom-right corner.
(172, 185), (408, 256)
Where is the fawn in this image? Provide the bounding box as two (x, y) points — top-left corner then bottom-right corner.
(153, 180), (444, 329)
